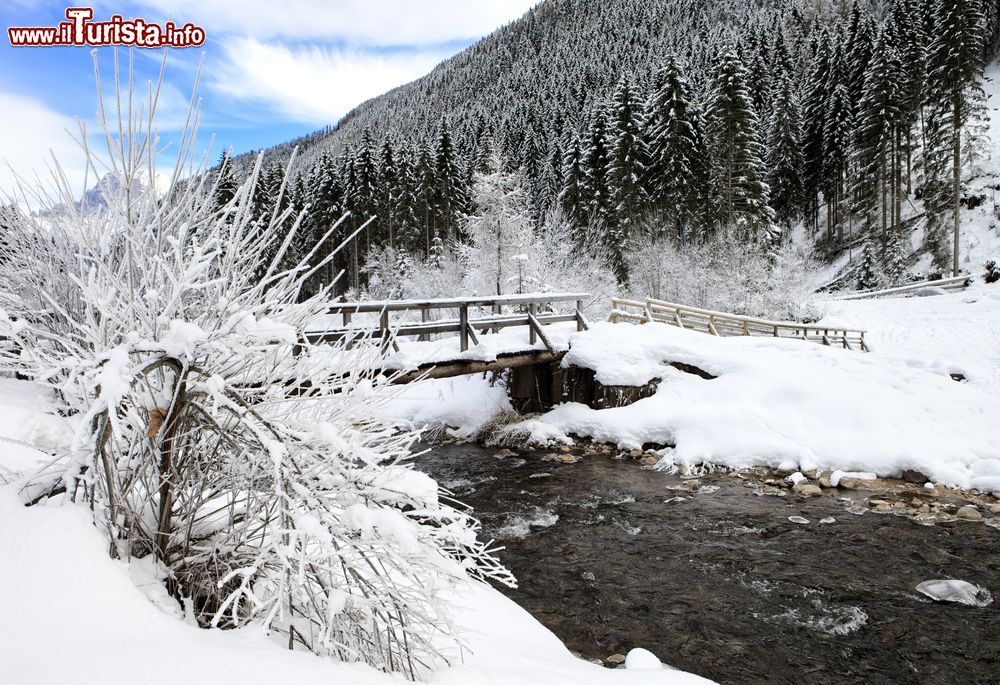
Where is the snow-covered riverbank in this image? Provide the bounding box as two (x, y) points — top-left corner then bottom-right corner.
(386, 282), (1000, 492)
(0, 379), (711, 685)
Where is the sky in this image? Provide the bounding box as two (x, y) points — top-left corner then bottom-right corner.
(0, 0), (539, 197)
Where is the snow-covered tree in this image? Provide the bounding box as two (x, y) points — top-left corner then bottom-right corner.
(765, 66), (805, 235)
(925, 0), (988, 275)
(0, 56), (512, 680)
(704, 48), (775, 246)
(458, 152), (536, 296)
(644, 54), (707, 244)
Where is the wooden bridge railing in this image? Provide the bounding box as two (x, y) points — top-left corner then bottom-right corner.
(307, 292), (591, 353)
(832, 273), (974, 301)
(609, 297), (869, 351)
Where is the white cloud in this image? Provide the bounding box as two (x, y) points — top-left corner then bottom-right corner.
(0, 91), (90, 201)
(129, 0), (540, 45)
(211, 37), (454, 125)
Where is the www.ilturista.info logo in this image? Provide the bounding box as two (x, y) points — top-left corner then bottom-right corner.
(8, 7), (205, 48)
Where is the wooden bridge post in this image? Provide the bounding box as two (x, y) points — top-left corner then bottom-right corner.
(419, 306), (431, 342)
(576, 299), (586, 331)
(459, 304), (470, 352)
(528, 303), (537, 344)
(380, 309), (390, 352)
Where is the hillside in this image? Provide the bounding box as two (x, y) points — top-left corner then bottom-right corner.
(222, 0), (1000, 305)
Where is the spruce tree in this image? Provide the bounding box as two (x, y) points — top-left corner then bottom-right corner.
(212, 151), (239, 212)
(558, 133), (589, 239)
(765, 67), (805, 235)
(704, 47), (775, 246)
(392, 146), (421, 252)
(608, 76), (647, 246)
(802, 29), (832, 234)
(434, 117), (468, 245)
(377, 139), (398, 248)
(644, 54), (707, 244)
(925, 0), (988, 275)
(415, 142), (438, 257)
(851, 33), (902, 249)
(581, 105), (613, 230)
(856, 239), (885, 290)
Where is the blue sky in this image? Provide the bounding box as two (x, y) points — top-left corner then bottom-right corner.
(1, 0), (538, 194)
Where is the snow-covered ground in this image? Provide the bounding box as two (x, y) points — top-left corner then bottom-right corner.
(388, 281), (1000, 493)
(821, 282), (1000, 391)
(0, 377), (711, 685)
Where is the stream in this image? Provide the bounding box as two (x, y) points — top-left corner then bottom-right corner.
(413, 442), (1000, 685)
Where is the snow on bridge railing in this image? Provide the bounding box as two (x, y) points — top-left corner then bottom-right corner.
(308, 292), (591, 353)
(609, 297), (868, 352)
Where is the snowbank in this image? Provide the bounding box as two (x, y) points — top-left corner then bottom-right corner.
(0, 381), (711, 685)
(513, 320), (1000, 490)
(821, 281), (1000, 393)
(0, 486), (712, 685)
(380, 374), (514, 438)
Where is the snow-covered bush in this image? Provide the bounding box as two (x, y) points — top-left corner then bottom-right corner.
(625, 235), (821, 321)
(0, 55), (511, 680)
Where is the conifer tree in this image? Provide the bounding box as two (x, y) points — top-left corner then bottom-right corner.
(802, 29), (832, 233)
(558, 133), (588, 239)
(765, 66), (805, 235)
(823, 79), (854, 242)
(434, 117), (468, 245)
(581, 105), (614, 229)
(704, 47), (774, 246)
(608, 76), (647, 246)
(925, 0), (988, 275)
(212, 150), (239, 212)
(415, 142), (438, 256)
(377, 139), (398, 248)
(851, 33), (902, 249)
(644, 55), (707, 244)
(856, 239), (884, 290)
(392, 146), (421, 252)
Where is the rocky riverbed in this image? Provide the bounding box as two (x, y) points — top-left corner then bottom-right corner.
(413, 440), (1000, 685)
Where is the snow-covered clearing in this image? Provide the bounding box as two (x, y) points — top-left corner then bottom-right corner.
(0, 379), (710, 685)
(389, 282), (1000, 492)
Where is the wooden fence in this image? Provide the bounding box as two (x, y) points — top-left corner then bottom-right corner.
(609, 297), (868, 351)
(307, 292), (590, 353)
(832, 273), (975, 301)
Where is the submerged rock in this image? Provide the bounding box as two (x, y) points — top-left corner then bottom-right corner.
(956, 505), (983, 521)
(795, 483), (823, 497)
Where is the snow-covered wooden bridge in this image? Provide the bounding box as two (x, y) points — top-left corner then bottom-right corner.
(610, 297), (869, 351)
(306, 292), (591, 383)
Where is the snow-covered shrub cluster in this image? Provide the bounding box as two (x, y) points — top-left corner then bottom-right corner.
(625, 235), (822, 321)
(0, 58), (511, 680)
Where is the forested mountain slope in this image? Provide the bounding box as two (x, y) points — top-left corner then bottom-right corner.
(223, 0), (1000, 301)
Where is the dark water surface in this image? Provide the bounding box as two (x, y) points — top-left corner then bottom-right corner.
(413, 443), (1000, 685)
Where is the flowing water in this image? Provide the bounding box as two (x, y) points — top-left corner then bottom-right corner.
(413, 442), (1000, 685)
